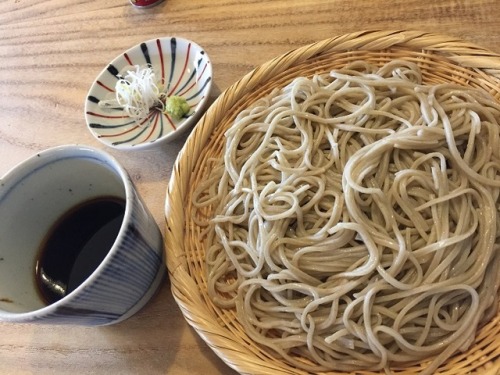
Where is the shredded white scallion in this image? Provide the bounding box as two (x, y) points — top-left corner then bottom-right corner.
(99, 65), (164, 124)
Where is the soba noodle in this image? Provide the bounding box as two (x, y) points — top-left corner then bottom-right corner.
(193, 60), (500, 374)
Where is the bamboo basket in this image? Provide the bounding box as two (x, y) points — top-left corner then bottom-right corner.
(164, 30), (500, 375)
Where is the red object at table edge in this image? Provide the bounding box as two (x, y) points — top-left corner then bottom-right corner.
(130, 0), (164, 8)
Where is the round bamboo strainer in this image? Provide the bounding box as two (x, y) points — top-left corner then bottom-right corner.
(164, 30), (500, 375)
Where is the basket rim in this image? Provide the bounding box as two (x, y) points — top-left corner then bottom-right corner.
(164, 29), (500, 375)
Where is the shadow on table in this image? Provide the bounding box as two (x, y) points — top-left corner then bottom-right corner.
(100, 278), (237, 374)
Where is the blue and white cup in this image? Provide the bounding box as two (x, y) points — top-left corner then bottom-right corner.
(0, 145), (165, 325)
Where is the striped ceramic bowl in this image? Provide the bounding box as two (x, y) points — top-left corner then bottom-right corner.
(0, 145), (165, 325)
(85, 37), (212, 150)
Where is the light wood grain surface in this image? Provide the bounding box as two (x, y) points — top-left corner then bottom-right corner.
(1, 1), (500, 374)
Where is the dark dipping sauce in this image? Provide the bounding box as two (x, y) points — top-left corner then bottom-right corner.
(35, 196), (126, 305)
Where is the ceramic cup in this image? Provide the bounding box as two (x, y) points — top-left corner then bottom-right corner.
(0, 145), (165, 325)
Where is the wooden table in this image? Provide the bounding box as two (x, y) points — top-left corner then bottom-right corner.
(1, 1), (500, 374)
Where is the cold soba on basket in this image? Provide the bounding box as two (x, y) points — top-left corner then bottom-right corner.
(165, 31), (500, 375)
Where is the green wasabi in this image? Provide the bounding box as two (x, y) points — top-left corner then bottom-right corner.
(164, 95), (190, 120)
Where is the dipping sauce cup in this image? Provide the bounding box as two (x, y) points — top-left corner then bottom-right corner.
(0, 145), (165, 325)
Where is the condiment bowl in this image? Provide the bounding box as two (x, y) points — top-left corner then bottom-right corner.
(85, 37), (212, 150)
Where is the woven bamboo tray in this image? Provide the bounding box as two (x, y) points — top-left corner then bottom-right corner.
(164, 30), (500, 375)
